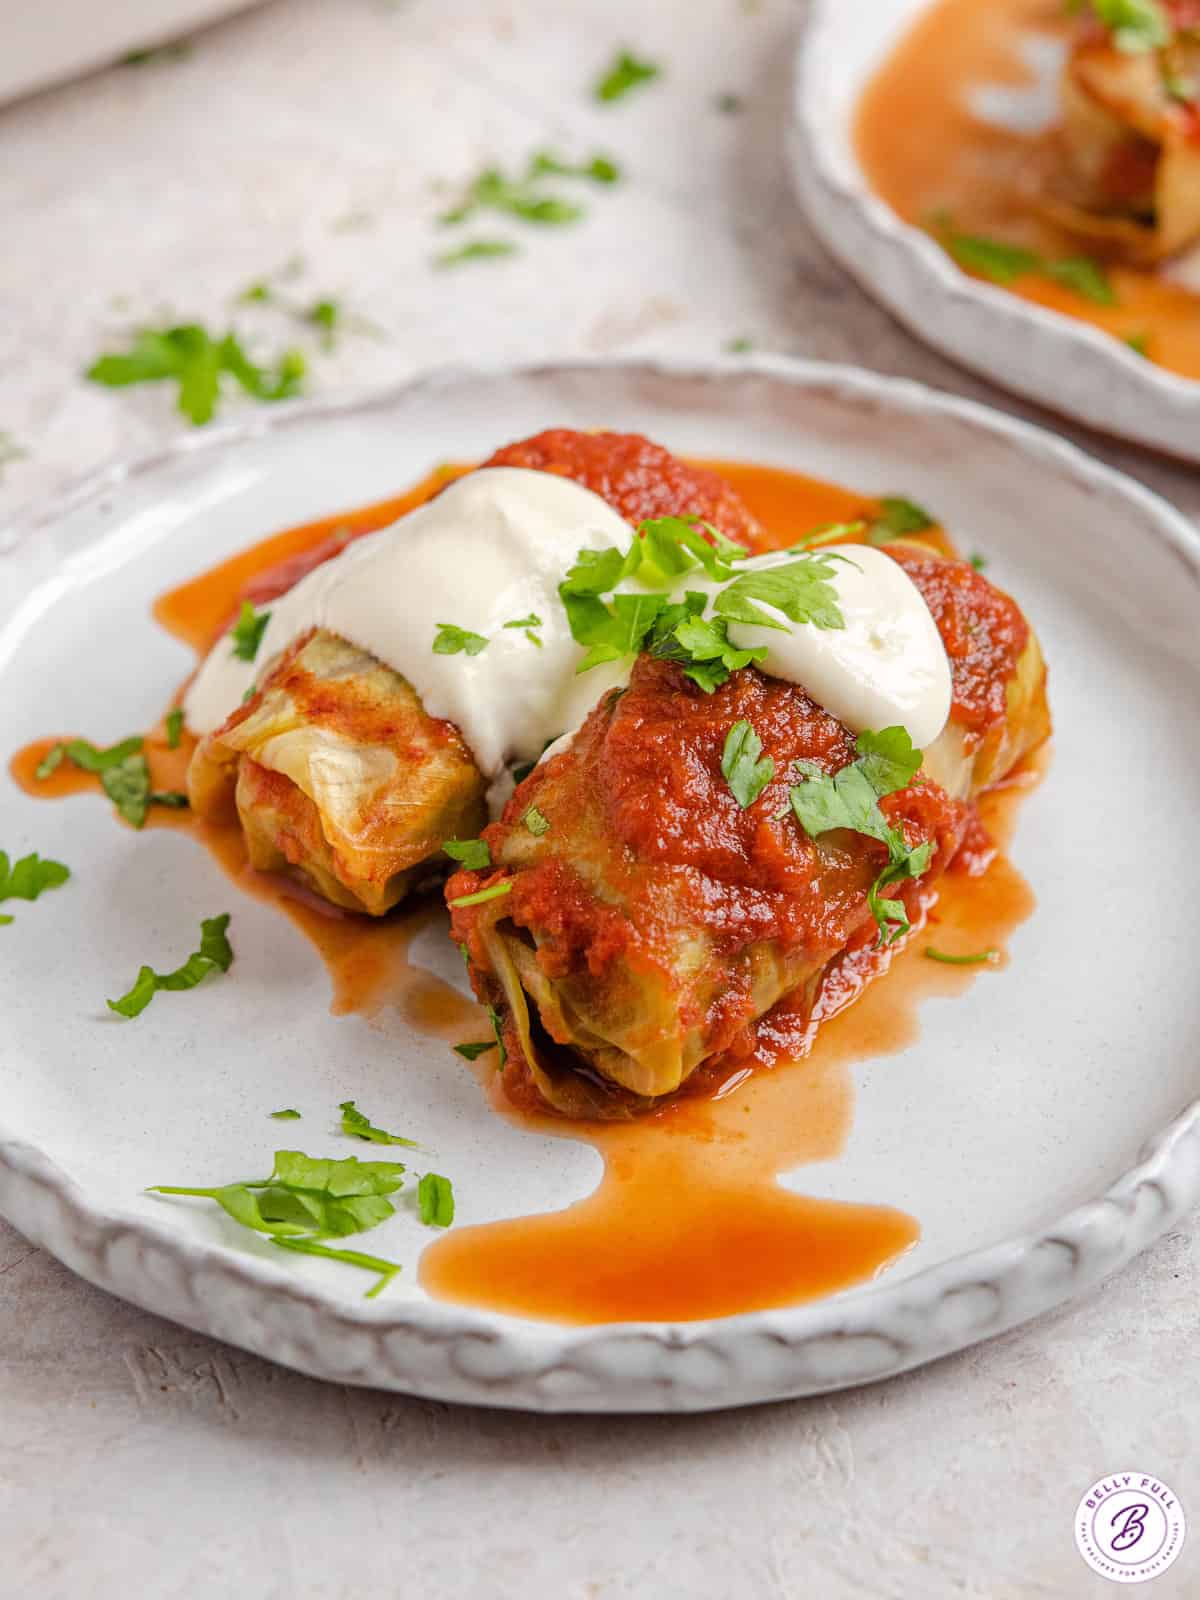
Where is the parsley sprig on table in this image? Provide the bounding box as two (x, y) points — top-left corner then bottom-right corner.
(559, 516), (853, 693)
(339, 1100), (419, 1148)
(789, 727), (933, 945)
(86, 325), (306, 425)
(0, 850), (70, 926)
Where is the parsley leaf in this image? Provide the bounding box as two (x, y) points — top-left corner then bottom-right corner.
(440, 165), (583, 227)
(434, 238), (518, 269)
(433, 622), (489, 656)
(714, 554), (847, 633)
(339, 1100), (420, 1148)
(86, 325), (304, 425)
(1090, 0), (1170, 51)
(1124, 330), (1151, 358)
(487, 1004), (508, 1067)
(107, 913), (233, 1018)
(270, 1108), (302, 1119)
(504, 612), (544, 646)
(789, 727), (931, 944)
(34, 744), (65, 780)
(443, 837), (490, 869)
(270, 1235), (402, 1297)
(867, 496), (935, 544)
(453, 1039), (497, 1060)
(969, 552), (988, 572)
(931, 219), (1116, 306)
(418, 1172), (455, 1227)
(0, 850), (70, 922)
(448, 881), (513, 909)
(594, 48), (661, 101)
(721, 720), (775, 808)
(230, 600), (271, 661)
(150, 1148), (406, 1297)
(39, 735), (164, 827)
(522, 806), (550, 836)
(165, 707), (184, 748)
(925, 946), (998, 965)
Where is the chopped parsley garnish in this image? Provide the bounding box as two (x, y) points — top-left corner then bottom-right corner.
(149, 1149), (406, 1298)
(487, 1004), (508, 1066)
(448, 881), (513, 909)
(434, 239), (519, 269)
(433, 622), (489, 655)
(559, 515), (849, 692)
(270, 1108), (302, 1120)
(867, 496), (935, 545)
(969, 552), (988, 572)
(453, 1039), (496, 1061)
(271, 1236), (402, 1298)
(440, 167), (584, 228)
(107, 913), (233, 1018)
(0, 850), (70, 924)
(305, 298), (340, 346)
(721, 720), (775, 808)
(715, 92), (743, 114)
(594, 48), (661, 101)
(522, 806), (551, 836)
(339, 1100), (420, 1148)
(443, 837), (491, 870)
(924, 946), (998, 965)
(504, 612), (544, 646)
(789, 727), (932, 945)
(725, 335), (754, 352)
(230, 600), (271, 661)
(165, 707), (184, 748)
(1090, 0), (1169, 51)
(418, 1172), (455, 1228)
(86, 325), (306, 425)
(38, 735), (178, 829)
(930, 220), (1117, 306)
(1124, 330), (1152, 358)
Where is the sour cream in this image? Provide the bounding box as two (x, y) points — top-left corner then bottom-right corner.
(185, 467), (953, 778)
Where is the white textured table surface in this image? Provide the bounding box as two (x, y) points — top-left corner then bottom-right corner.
(1, 3), (1197, 1596)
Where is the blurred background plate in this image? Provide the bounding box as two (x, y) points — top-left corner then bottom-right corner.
(791, 0), (1200, 463)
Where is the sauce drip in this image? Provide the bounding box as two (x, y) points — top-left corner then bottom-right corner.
(855, 0), (1200, 380)
(10, 456), (1042, 1324)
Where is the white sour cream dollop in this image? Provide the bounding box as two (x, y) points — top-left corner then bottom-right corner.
(185, 467), (952, 778)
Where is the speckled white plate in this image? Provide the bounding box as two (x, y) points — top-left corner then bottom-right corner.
(1, 357), (1198, 1412)
(791, 0), (1200, 462)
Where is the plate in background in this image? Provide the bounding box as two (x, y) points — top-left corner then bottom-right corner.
(791, 0), (1200, 462)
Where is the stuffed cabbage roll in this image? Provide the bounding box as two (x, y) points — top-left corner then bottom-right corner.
(1037, 8), (1200, 262)
(448, 546), (1050, 1118)
(187, 431), (763, 915)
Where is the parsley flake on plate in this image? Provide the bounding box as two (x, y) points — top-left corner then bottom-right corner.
(418, 1172), (455, 1228)
(38, 735), (177, 829)
(930, 219), (1117, 306)
(433, 238), (519, 269)
(432, 621), (489, 655)
(0, 850), (70, 924)
(443, 837), (491, 870)
(448, 880), (513, 909)
(149, 1149), (406, 1298)
(230, 600), (271, 661)
(867, 496), (935, 545)
(270, 1108), (302, 1120)
(789, 727), (932, 944)
(721, 721), (775, 808)
(453, 1039), (496, 1061)
(339, 1100), (419, 1148)
(107, 913), (233, 1018)
(164, 707), (184, 748)
(924, 946), (999, 966)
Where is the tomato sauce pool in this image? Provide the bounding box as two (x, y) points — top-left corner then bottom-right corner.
(10, 458), (1041, 1325)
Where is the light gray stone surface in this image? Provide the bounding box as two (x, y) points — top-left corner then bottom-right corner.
(0, 1), (1196, 1595)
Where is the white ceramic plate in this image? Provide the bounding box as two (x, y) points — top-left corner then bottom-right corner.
(2, 357), (1198, 1413)
(791, 0), (1200, 463)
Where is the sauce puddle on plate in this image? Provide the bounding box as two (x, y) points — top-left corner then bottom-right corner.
(855, 0), (1200, 380)
(10, 458), (1041, 1324)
